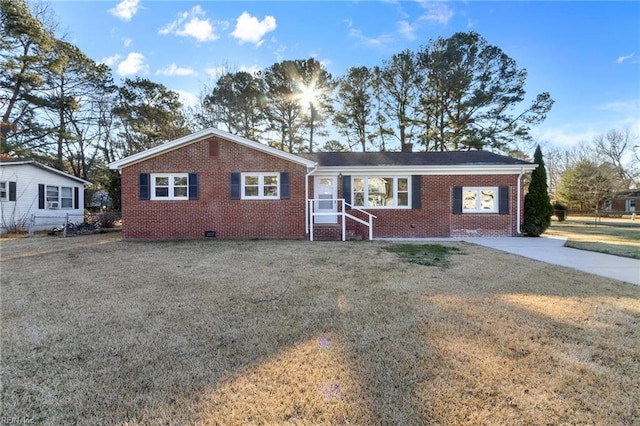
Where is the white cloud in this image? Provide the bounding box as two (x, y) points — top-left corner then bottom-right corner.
(397, 21), (416, 40)
(205, 66), (229, 78)
(156, 63), (196, 77)
(116, 52), (148, 76)
(533, 127), (600, 147)
(232, 12), (277, 45)
(123, 38), (133, 48)
(159, 6), (219, 43)
(175, 90), (199, 108)
(344, 19), (394, 47)
(101, 53), (121, 67)
(616, 52), (636, 64)
(239, 64), (262, 75)
(205, 65), (262, 79)
(417, 1), (454, 25)
(597, 99), (639, 113)
(109, 0), (140, 21)
(348, 27), (394, 46)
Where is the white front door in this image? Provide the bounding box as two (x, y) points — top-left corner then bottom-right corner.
(314, 177), (337, 223)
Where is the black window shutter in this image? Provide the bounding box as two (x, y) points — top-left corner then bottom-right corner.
(342, 175), (351, 210)
(74, 187), (79, 209)
(139, 173), (150, 200)
(411, 175), (422, 209)
(280, 172), (290, 199)
(499, 186), (509, 214)
(188, 173), (198, 200)
(38, 184), (45, 209)
(230, 172), (241, 200)
(453, 186), (463, 214)
(8, 181), (16, 201)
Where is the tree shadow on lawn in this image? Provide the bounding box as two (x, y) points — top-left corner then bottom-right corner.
(1, 238), (638, 424)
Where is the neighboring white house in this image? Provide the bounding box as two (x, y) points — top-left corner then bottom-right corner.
(0, 160), (91, 234)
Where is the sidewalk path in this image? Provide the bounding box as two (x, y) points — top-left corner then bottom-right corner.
(465, 236), (640, 286)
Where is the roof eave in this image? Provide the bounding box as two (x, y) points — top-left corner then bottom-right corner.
(313, 164), (537, 175)
(1, 160), (92, 185)
(108, 128), (317, 170)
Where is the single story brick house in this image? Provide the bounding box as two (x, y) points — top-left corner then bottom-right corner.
(108, 128), (537, 240)
(603, 190), (639, 214)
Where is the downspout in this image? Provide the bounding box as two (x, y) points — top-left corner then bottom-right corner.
(517, 167), (524, 235)
(305, 165), (318, 235)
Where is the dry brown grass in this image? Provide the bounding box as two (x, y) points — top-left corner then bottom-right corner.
(1, 234), (639, 425)
(545, 220), (640, 259)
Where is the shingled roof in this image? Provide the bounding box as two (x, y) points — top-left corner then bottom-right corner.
(297, 150), (532, 167)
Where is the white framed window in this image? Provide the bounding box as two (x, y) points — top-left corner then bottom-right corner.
(0, 182), (7, 201)
(242, 173), (279, 199)
(61, 187), (73, 208)
(151, 174), (188, 200)
(45, 185), (74, 209)
(463, 187), (498, 213)
(352, 176), (410, 208)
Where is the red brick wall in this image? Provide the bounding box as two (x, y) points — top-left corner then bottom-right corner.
(120, 136), (309, 240)
(122, 137), (525, 240)
(331, 174), (522, 239)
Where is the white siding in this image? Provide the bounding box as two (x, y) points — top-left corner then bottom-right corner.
(0, 164), (87, 234)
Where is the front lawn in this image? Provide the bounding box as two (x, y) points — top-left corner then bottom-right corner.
(544, 220), (640, 259)
(1, 234), (638, 424)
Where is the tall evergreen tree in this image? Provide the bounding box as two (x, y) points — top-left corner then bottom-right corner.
(523, 145), (554, 236)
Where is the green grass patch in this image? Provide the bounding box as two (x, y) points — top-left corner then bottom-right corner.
(383, 243), (461, 267)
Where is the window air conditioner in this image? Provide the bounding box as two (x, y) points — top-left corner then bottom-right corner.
(48, 201), (59, 209)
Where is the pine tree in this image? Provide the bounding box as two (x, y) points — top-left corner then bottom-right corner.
(523, 145), (554, 236)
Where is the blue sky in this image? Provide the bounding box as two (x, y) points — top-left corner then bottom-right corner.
(48, 0), (639, 150)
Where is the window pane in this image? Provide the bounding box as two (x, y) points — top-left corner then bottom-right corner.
(155, 187), (169, 197)
(61, 198), (73, 208)
(46, 186), (59, 201)
(174, 176), (187, 186)
(463, 190), (477, 210)
(61, 187), (73, 197)
(174, 187), (187, 197)
(263, 186), (278, 197)
(244, 176), (258, 185)
(480, 190), (495, 210)
(244, 186), (258, 197)
(155, 177), (169, 186)
(264, 175), (278, 185)
(398, 178), (408, 192)
(398, 192), (408, 206)
(368, 177), (387, 195)
(353, 178), (364, 206)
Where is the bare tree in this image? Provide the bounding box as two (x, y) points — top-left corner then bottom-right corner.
(593, 128), (638, 187)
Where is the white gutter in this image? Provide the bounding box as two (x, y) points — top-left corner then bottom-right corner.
(305, 165), (318, 234)
(517, 167), (524, 235)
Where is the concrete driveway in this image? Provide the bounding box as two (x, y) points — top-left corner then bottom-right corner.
(465, 236), (640, 285)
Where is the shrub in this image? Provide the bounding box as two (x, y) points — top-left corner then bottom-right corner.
(553, 202), (568, 222)
(97, 211), (119, 229)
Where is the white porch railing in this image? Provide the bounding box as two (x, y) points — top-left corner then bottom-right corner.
(308, 199), (376, 241)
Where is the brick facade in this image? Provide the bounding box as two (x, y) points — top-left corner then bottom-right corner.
(118, 133), (526, 240)
(331, 174), (521, 239)
(120, 136), (309, 240)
